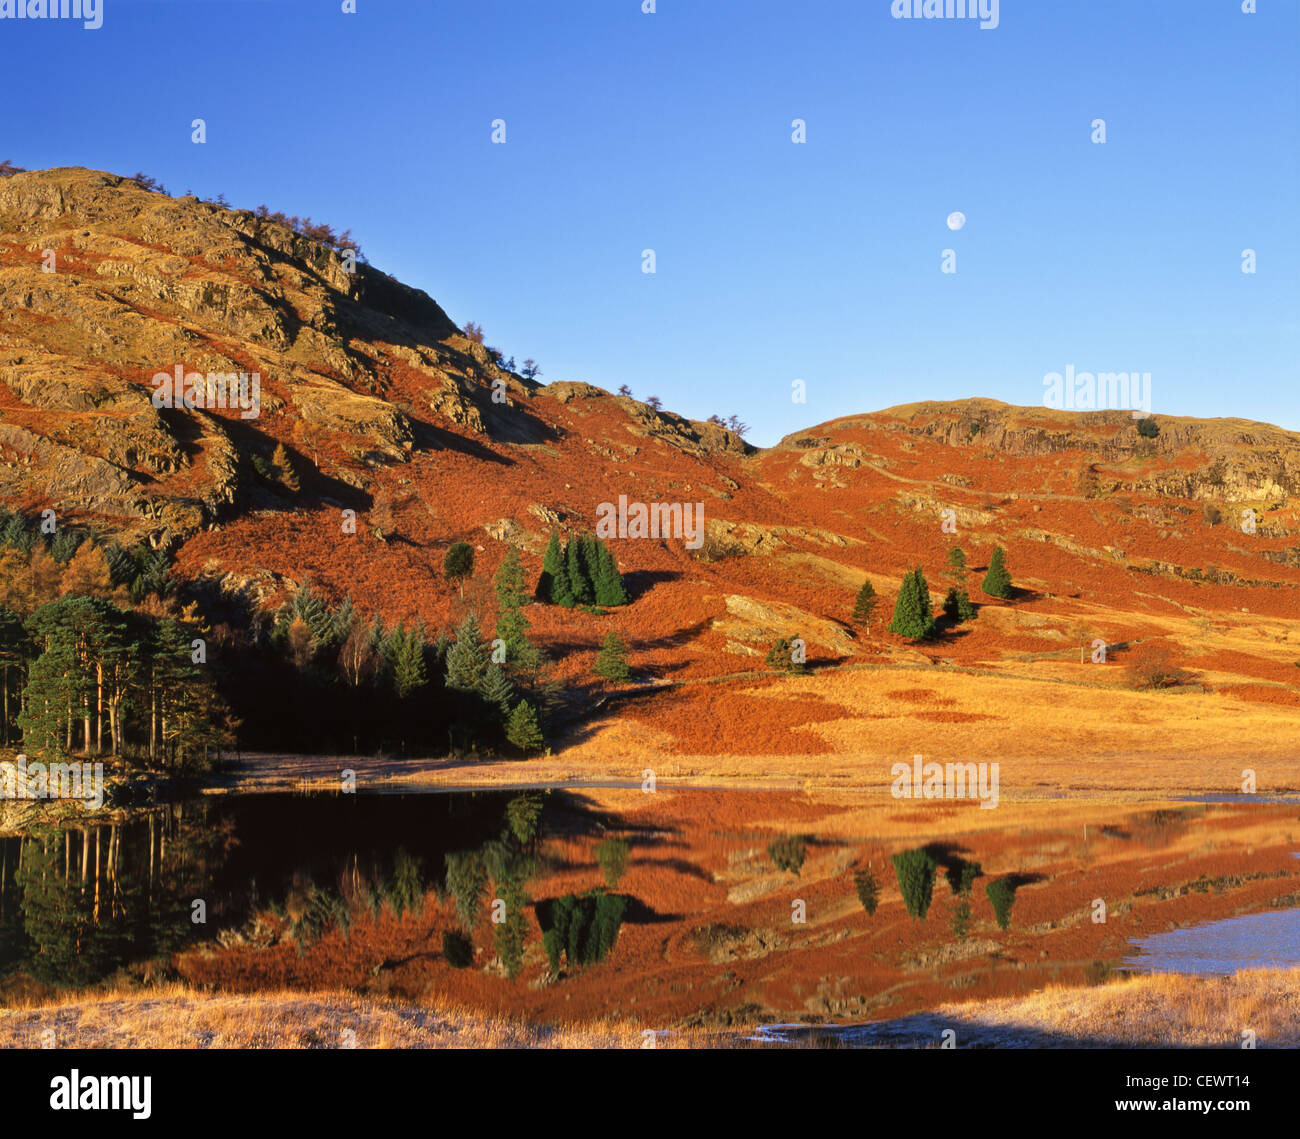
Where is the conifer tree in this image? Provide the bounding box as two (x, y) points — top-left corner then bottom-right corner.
(593, 542), (629, 607)
(981, 546), (1013, 599)
(535, 531), (566, 604)
(272, 442), (299, 493)
(479, 661), (515, 718)
(443, 542), (475, 599)
(505, 699), (543, 752)
(445, 612), (489, 693)
(60, 544), (114, 598)
(565, 538), (593, 605)
(0, 605), (28, 746)
(892, 847), (938, 920)
(594, 630), (631, 682)
(851, 579), (877, 629)
(579, 534), (602, 595)
(889, 567), (936, 640)
(494, 544), (532, 653)
(494, 544), (528, 610)
(393, 624), (428, 699)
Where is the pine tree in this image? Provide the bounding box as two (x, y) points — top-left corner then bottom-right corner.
(443, 542), (475, 599)
(479, 661), (515, 718)
(565, 538), (593, 605)
(505, 699), (543, 752)
(943, 586), (975, 623)
(851, 579), (877, 628)
(579, 534), (602, 596)
(494, 544), (532, 654)
(892, 847), (938, 920)
(889, 567), (936, 640)
(946, 545), (968, 578)
(0, 605), (28, 746)
(492, 872), (530, 981)
(981, 546), (1013, 599)
(494, 544), (528, 610)
(593, 541), (629, 607)
(535, 531), (567, 604)
(942, 586), (961, 622)
(445, 612), (489, 693)
(594, 630), (631, 682)
(393, 624), (428, 698)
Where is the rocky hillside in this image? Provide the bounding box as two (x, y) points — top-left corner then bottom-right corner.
(0, 167), (745, 550)
(1, 166), (1298, 691)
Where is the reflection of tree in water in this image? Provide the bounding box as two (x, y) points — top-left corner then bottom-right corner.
(0, 802), (238, 987)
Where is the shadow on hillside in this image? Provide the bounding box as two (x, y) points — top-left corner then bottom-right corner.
(619, 896), (685, 925)
(623, 569), (682, 601)
(409, 419), (515, 465)
(165, 412), (371, 518)
(632, 855), (714, 884)
(627, 618), (712, 652)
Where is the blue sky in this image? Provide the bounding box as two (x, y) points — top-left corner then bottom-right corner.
(3, 0), (1297, 445)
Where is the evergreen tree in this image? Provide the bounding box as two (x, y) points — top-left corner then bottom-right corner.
(104, 542), (136, 587)
(535, 531), (567, 604)
(494, 544), (532, 654)
(492, 872), (530, 981)
(946, 545), (968, 580)
(0, 605), (28, 746)
(851, 579), (877, 628)
(494, 544), (528, 611)
(505, 792), (544, 846)
(565, 538), (593, 604)
(981, 546), (1013, 599)
(593, 541), (629, 606)
(445, 613), (489, 693)
(505, 699), (543, 752)
(443, 542), (475, 598)
(888, 568), (936, 640)
(986, 877), (1018, 930)
(479, 661), (515, 718)
(765, 636), (809, 674)
(393, 623), (428, 699)
(49, 529), (83, 564)
(444, 850), (489, 930)
(854, 866), (880, 916)
(892, 847), (938, 920)
(595, 838), (630, 888)
(579, 535), (602, 595)
(594, 630), (631, 682)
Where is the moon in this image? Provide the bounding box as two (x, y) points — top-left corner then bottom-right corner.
(946, 211), (966, 231)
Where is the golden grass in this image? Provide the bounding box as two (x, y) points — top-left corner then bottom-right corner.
(3, 970), (1297, 1048)
(929, 967), (1300, 1047)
